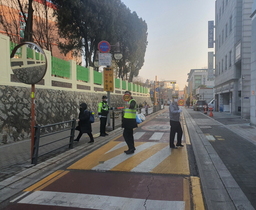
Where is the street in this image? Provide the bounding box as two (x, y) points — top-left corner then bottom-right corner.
(1, 107), (255, 210)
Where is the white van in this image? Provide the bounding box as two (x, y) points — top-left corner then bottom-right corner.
(208, 99), (215, 110)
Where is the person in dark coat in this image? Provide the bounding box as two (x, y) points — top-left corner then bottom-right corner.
(169, 95), (183, 148)
(74, 103), (94, 143)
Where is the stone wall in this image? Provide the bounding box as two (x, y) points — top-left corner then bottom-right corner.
(0, 85), (152, 144)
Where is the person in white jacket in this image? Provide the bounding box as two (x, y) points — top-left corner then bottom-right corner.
(169, 95), (183, 149)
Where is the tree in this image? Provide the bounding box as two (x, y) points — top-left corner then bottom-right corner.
(51, 0), (148, 80)
(0, 0), (58, 53)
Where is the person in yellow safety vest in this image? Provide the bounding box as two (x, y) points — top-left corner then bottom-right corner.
(98, 95), (109, 137)
(122, 91), (137, 154)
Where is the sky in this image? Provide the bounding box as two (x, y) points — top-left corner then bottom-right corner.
(120, 0), (215, 89)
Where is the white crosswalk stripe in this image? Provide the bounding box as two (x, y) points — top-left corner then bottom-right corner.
(131, 146), (171, 172)
(93, 142), (158, 171)
(17, 191), (185, 210)
(149, 132), (164, 140)
(134, 132), (145, 139)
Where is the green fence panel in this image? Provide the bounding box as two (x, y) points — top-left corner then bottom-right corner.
(77, 65), (89, 82)
(122, 81), (126, 90)
(27, 47), (34, 59)
(128, 83), (131, 91)
(115, 78), (120, 88)
(93, 70), (102, 85)
(35, 52), (40, 60)
(51, 56), (71, 78)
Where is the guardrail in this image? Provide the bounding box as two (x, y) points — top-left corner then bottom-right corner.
(31, 119), (76, 165)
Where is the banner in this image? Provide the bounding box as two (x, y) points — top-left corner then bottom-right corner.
(208, 21), (214, 48)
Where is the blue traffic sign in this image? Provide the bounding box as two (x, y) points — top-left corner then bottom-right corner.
(98, 41), (111, 53)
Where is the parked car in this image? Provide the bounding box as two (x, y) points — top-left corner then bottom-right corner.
(208, 99), (215, 110)
(193, 100), (208, 111)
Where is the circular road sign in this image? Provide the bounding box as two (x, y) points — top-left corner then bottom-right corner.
(98, 40), (111, 53)
(123, 93), (131, 102)
(178, 99), (185, 106)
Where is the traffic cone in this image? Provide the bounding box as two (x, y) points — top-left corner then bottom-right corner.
(209, 108), (213, 117)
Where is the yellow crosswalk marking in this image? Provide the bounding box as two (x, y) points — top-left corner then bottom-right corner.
(152, 147), (190, 175)
(68, 141), (145, 170)
(111, 144), (168, 171)
(24, 170), (69, 192)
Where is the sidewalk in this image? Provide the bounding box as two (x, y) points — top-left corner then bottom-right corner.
(0, 118), (121, 181)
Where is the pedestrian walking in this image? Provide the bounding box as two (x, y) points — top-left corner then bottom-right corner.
(122, 91), (137, 154)
(98, 96), (109, 137)
(169, 95), (183, 149)
(74, 103), (94, 143)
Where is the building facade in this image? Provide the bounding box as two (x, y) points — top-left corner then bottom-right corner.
(215, 0), (253, 117)
(187, 69), (214, 104)
(251, 0), (256, 124)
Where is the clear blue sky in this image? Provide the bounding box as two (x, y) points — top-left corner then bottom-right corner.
(121, 0), (215, 88)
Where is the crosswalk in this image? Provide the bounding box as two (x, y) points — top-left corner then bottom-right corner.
(68, 131), (189, 175)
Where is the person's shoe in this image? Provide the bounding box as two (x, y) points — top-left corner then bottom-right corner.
(99, 134), (106, 137)
(125, 149), (135, 154)
(176, 144), (184, 147)
(88, 140), (94, 143)
(73, 139), (79, 142)
(170, 146), (178, 149)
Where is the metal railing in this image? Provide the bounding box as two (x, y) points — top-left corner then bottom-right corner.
(31, 119), (76, 165)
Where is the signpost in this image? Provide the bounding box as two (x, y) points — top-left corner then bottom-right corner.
(103, 67), (114, 92)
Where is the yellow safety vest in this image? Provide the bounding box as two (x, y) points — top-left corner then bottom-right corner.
(124, 99), (136, 119)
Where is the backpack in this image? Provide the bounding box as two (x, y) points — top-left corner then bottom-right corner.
(84, 110), (95, 123)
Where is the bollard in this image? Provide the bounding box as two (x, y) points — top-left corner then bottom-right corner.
(204, 105), (207, 114)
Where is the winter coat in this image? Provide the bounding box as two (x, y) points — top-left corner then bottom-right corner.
(169, 102), (180, 121)
(77, 103), (92, 133)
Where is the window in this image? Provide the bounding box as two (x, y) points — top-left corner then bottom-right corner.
(225, 23), (228, 38)
(225, 55), (227, 70)
(222, 59), (224, 72)
(229, 50), (232, 67)
(219, 62), (221, 75)
(222, 29), (224, 44)
(219, 35), (221, 48)
(229, 16), (232, 33)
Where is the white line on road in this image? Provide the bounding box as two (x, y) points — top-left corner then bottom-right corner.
(92, 142), (158, 171)
(18, 191), (185, 210)
(131, 146), (171, 172)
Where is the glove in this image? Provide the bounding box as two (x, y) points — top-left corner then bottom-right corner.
(98, 115), (102, 118)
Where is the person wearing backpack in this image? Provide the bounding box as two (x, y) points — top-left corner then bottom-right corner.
(98, 95), (109, 137)
(74, 103), (94, 143)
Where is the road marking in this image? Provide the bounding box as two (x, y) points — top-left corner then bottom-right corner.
(134, 132), (145, 139)
(105, 142), (127, 153)
(18, 191), (185, 210)
(152, 146), (190, 175)
(205, 134), (215, 141)
(24, 170), (69, 192)
(149, 132), (164, 140)
(68, 141), (144, 170)
(191, 176), (205, 210)
(92, 142), (158, 171)
(130, 146), (172, 172)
